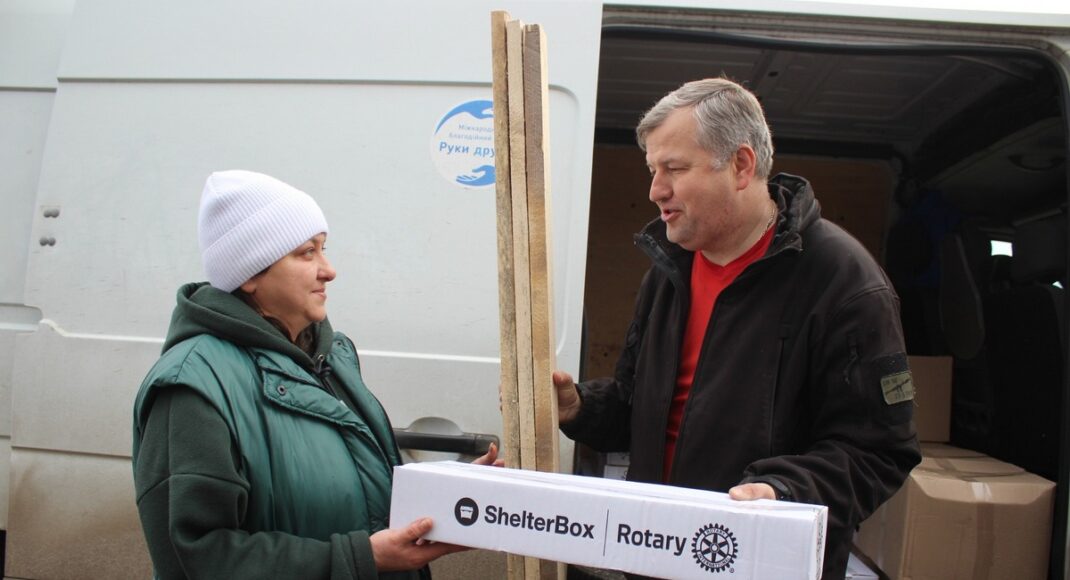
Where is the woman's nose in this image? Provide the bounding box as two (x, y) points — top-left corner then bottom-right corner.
(320, 257), (337, 281)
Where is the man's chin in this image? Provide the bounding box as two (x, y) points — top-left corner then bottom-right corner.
(667, 231), (695, 251)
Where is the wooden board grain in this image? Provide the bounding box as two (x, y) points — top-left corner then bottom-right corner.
(505, 17), (538, 475)
(522, 23), (560, 479)
(491, 13), (562, 580)
(490, 9), (521, 475)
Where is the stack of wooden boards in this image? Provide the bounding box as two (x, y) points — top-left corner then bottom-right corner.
(491, 10), (563, 580)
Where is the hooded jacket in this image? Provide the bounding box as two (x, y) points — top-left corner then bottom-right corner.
(132, 282), (423, 580)
(562, 174), (921, 579)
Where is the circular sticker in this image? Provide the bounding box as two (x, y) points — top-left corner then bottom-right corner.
(430, 99), (496, 188)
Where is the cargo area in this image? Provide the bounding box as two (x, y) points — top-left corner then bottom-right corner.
(580, 7), (1068, 578)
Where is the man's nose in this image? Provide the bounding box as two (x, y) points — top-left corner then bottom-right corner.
(649, 171), (670, 203)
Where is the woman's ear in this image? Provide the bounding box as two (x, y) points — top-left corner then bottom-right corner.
(239, 276), (259, 295)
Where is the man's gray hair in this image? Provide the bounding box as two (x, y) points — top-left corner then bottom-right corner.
(636, 78), (774, 179)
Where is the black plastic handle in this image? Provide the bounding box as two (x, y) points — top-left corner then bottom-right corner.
(393, 429), (500, 456)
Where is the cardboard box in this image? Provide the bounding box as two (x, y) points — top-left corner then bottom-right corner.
(908, 355), (952, 442)
(855, 443), (1055, 580)
(392, 462), (828, 580)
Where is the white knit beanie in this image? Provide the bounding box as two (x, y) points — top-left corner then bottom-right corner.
(198, 170), (329, 292)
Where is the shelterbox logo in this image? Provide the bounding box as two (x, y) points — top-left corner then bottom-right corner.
(452, 497), (596, 538)
(454, 497), (480, 526)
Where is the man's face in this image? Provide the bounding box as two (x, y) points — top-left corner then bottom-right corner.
(644, 108), (743, 255)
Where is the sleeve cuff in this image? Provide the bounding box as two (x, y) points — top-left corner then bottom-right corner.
(347, 531), (379, 580)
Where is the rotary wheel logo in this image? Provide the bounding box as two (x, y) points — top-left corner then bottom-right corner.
(691, 523), (738, 573)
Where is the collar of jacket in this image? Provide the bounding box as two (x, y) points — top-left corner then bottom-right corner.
(163, 281), (333, 374)
(632, 172), (816, 288)
(250, 347), (363, 427)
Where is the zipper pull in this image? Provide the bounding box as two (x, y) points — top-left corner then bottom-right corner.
(313, 354), (332, 378)
(313, 354), (344, 407)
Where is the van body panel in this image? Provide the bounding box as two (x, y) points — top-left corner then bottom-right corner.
(0, 0), (73, 90)
(5, 450), (147, 579)
(11, 324), (159, 457)
(7, 1), (602, 577)
(57, 1), (602, 84)
(0, 0), (74, 540)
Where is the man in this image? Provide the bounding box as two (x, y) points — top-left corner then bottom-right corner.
(553, 78), (920, 579)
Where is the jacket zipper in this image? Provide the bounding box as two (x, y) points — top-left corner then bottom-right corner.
(636, 233), (688, 481)
(313, 352), (395, 472)
(843, 332), (860, 386)
(637, 228), (794, 483)
(313, 354), (345, 406)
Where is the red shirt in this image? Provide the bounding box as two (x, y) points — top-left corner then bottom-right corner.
(662, 224), (776, 481)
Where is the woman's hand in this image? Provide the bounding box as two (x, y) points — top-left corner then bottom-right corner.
(472, 442), (505, 467)
(370, 518), (466, 572)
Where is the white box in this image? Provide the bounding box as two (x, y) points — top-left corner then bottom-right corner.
(846, 553), (878, 579)
(390, 462), (827, 580)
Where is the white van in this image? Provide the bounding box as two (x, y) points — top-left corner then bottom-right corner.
(1, 1), (1068, 578)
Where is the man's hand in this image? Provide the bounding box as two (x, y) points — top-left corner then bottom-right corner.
(552, 370), (582, 424)
(370, 518), (466, 572)
(728, 483), (777, 501)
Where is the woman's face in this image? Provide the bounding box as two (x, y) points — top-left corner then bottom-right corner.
(239, 233), (336, 340)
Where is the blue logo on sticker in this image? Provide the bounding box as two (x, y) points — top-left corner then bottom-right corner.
(430, 99), (496, 188)
(435, 100), (494, 133)
(457, 164), (495, 186)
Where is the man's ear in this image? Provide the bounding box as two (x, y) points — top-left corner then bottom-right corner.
(732, 145), (757, 191)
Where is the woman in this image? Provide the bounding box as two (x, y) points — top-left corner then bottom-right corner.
(132, 170), (497, 579)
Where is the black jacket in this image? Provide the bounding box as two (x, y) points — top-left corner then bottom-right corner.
(562, 174), (921, 579)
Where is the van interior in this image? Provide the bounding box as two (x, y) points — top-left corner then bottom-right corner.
(579, 8), (1068, 575)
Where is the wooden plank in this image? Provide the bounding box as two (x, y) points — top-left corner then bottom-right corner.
(506, 19), (542, 580)
(496, 13), (534, 580)
(491, 13), (561, 580)
(490, 9), (521, 475)
(522, 23), (559, 481)
(522, 23), (562, 580)
(506, 17), (537, 475)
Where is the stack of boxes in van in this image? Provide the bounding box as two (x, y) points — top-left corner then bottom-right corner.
(854, 356), (1056, 579)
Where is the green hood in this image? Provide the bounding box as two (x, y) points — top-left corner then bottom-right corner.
(163, 282), (332, 367)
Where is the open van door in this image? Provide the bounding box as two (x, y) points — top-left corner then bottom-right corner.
(581, 3), (1070, 578)
(3, 1), (602, 577)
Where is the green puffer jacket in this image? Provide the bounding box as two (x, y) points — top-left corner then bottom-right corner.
(132, 282), (425, 580)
